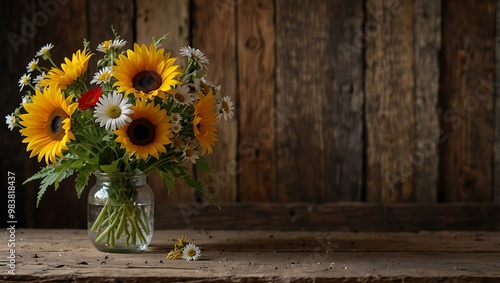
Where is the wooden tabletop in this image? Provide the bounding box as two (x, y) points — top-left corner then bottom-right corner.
(1, 229), (499, 282)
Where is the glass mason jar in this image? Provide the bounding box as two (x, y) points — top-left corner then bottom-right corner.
(87, 173), (154, 253)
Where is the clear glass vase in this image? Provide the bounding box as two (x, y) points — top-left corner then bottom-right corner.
(87, 172), (154, 253)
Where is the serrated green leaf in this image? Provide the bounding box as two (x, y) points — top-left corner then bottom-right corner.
(159, 170), (176, 194)
(75, 166), (95, 198)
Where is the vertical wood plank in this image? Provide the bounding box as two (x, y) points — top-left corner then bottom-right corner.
(237, 0), (276, 202)
(441, 0), (495, 202)
(324, 0), (364, 202)
(277, 0), (363, 202)
(0, 0), (36, 227)
(365, 0), (415, 202)
(192, 0), (238, 203)
(494, 0), (500, 204)
(136, 0), (189, 58)
(87, 0), (135, 77)
(136, 0), (194, 205)
(413, 0), (441, 203)
(30, 0), (88, 227)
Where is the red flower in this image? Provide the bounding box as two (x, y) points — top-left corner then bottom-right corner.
(79, 86), (103, 110)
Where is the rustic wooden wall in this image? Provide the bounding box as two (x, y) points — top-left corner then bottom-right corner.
(1, 0), (499, 230)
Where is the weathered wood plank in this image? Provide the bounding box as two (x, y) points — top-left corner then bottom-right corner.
(365, 0), (415, 202)
(87, 0), (134, 78)
(495, 0), (500, 204)
(441, 0), (495, 202)
(237, 0), (276, 202)
(136, 0), (195, 205)
(136, 0), (189, 58)
(270, 0), (365, 203)
(26, 0), (89, 228)
(0, 0), (36, 227)
(2, 229), (499, 282)
(192, 0), (238, 203)
(412, 0), (441, 203)
(324, 0), (364, 201)
(155, 203), (500, 232)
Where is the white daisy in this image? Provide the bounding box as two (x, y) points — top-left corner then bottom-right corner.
(20, 95), (32, 106)
(216, 96), (235, 121)
(91, 66), (113, 85)
(179, 46), (209, 70)
(32, 72), (46, 86)
(182, 243), (201, 261)
(94, 91), (134, 131)
(109, 39), (127, 50)
(172, 85), (194, 105)
(171, 134), (185, 152)
(171, 122), (182, 134)
(193, 77), (217, 94)
(26, 58), (39, 73)
(35, 43), (54, 58)
(5, 113), (16, 131)
(97, 39), (127, 53)
(18, 73), (31, 91)
(170, 113), (182, 124)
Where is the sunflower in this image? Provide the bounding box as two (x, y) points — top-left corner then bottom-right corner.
(114, 100), (173, 160)
(113, 43), (181, 100)
(38, 48), (92, 90)
(193, 90), (218, 155)
(19, 86), (78, 164)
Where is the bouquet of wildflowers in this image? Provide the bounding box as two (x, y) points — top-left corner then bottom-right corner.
(6, 30), (234, 248)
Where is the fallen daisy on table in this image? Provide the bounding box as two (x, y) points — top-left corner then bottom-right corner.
(167, 236), (202, 261)
(182, 243), (202, 261)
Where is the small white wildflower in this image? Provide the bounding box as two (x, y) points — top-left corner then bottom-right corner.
(35, 43), (54, 57)
(5, 113), (16, 131)
(179, 46), (209, 70)
(182, 243), (201, 261)
(18, 73), (31, 91)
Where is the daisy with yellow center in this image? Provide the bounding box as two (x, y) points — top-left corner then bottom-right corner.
(114, 100), (173, 160)
(19, 86), (78, 164)
(35, 43), (54, 58)
(91, 66), (113, 85)
(216, 96), (235, 121)
(193, 90), (218, 155)
(182, 243), (201, 261)
(93, 91), (133, 131)
(113, 43), (182, 100)
(39, 48), (92, 90)
(26, 58), (39, 73)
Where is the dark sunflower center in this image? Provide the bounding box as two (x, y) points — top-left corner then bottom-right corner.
(132, 71), (162, 93)
(46, 108), (69, 141)
(127, 118), (156, 146)
(174, 92), (185, 103)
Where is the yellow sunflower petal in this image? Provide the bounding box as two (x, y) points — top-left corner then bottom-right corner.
(19, 85), (78, 165)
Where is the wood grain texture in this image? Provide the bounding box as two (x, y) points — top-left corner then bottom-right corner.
(136, 0), (189, 58)
(495, 0), (500, 204)
(3, 229), (500, 282)
(276, 0), (363, 202)
(0, 0), (36, 227)
(237, 0), (276, 202)
(156, 203), (500, 232)
(412, 0), (441, 203)
(87, 0), (134, 78)
(136, 0), (195, 205)
(324, 0), (364, 201)
(440, 0), (495, 202)
(365, 0), (415, 202)
(192, 0), (238, 203)
(24, 0), (89, 228)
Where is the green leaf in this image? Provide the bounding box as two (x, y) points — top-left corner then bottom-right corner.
(159, 170), (176, 194)
(75, 166), (95, 198)
(100, 159), (119, 173)
(24, 159), (77, 207)
(179, 170), (220, 209)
